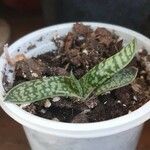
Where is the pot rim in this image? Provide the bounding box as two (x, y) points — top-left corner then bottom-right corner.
(0, 22), (150, 138)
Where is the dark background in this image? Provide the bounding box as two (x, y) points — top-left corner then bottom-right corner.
(42, 0), (150, 37)
(0, 0), (150, 149)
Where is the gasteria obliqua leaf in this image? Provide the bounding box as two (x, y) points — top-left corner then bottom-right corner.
(4, 39), (137, 104)
(96, 67), (138, 95)
(70, 71), (84, 97)
(80, 38), (137, 96)
(4, 76), (81, 104)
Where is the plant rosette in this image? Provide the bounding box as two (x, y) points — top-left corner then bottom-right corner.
(0, 22), (150, 150)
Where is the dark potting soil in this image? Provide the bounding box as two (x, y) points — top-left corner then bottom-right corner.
(4, 23), (150, 123)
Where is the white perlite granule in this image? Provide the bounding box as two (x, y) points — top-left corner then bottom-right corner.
(82, 49), (88, 55)
(40, 109), (46, 114)
(133, 95), (138, 101)
(52, 97), (60, 102)
(52, 118), (59, 122)
(44, 99), (51, 108)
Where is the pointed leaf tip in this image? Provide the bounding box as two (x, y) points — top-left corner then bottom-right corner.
(96, 67), (138, 95)
(4, 76), (81, 104)
(80, 39), (137, 96)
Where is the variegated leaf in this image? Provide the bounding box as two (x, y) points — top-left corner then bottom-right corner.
(80, 39), (137, 96)
(96, 67), (138, 95)
(4, 39), (137, 104)
(4, 76), (81, 104)
(70, 71), (84, 97)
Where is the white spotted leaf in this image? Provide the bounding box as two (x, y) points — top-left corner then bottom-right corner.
(80, 39), (137, 97)
(4, 39), (137, 103)
(96, 67), (138, 95)
(4, 76), (82, 104)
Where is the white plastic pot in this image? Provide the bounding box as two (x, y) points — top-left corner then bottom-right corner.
(0, 22), (150, 150)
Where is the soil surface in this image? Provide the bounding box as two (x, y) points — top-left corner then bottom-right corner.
(4, 23), (150, 123)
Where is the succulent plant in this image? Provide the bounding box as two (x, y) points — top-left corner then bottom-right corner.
(4, 39), (138, 104)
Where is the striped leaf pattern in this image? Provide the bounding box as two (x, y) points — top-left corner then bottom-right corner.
(70, 71), (84, 97)
(4, 39), (137, 104)
(80, 39), (136, 96)
(96, 67), (138, 95)
(5, 76), (81, 104)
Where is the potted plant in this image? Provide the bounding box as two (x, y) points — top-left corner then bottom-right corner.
(0, 22), (150, 150)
